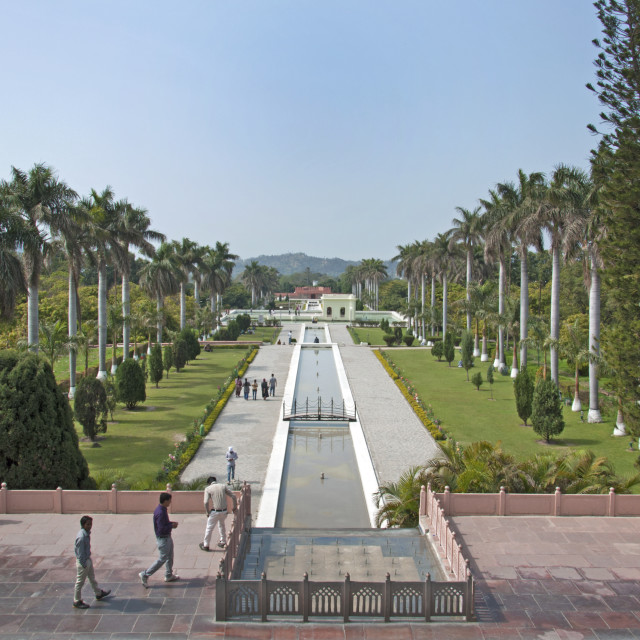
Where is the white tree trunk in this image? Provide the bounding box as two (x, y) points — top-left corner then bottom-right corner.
(27, 284), (39, 352)
(588, 251), (602, 423)
(97, 261), (107, 380)
(156, 295), (163, 345)
(431, 275), (436, 335)
(442, 276), (448, 340)
(466, 249), (472, 331)
(613, 408), (626, 436)
(122, 274), (130, 361)
(520, 249), (528, 369)
(497, 260), (505, 368)
(550, 245), (560, 385)
(180, 282), (186, 330)
(68, 267), (77, 398)
(421, 274), (426, 339)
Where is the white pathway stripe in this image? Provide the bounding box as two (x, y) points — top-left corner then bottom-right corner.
(330, 324), (442, 485)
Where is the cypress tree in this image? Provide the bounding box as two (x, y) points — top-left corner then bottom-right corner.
(115, 358), (146, 409)
(148, 343), (163, 388)
(514, 368), (534, 426)
(460, 330), (474, 380)
(531, 378), (565, 443)
(163, 344), (174, 378)
(443, 332), (455, 367)
(74, 376), (108, 441)
(0, 351), (94, 489)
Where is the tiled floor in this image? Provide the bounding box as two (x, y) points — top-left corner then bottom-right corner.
(1, 514), (640, 638)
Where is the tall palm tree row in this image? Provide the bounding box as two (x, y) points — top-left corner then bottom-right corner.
(395, 164), (608, 425)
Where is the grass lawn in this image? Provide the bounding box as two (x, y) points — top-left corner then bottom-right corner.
(237, 326), (281, 342)
(349, 326), (415, 346)
(73, 348), (248, 486)
(383, 348), (639, 484)
(53, 347), (126, 382)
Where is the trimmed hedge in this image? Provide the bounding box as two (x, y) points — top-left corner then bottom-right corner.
(157, 346), (259, 484)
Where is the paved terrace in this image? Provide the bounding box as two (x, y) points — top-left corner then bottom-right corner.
(2, 324), (640, 637)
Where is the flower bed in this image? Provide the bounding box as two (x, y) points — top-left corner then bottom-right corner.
(157, 346), (259, 483)
(374, 349), (446, 442)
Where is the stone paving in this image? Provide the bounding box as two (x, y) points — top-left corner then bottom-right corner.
(2, 324), (640, 637)
(329, 325), (442, 485)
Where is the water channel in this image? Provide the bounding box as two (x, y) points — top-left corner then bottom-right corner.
(274, 326), (370, 529)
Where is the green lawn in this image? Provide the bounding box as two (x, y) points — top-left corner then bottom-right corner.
(73, 348), (247, 486)
(237, 326), (281, 342)
(349, 326), (415, 346)
(383, 348), (638, 483)
(53, 347), (127, 382)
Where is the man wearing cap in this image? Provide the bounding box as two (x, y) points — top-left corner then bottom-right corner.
(199, 476), (238, 551)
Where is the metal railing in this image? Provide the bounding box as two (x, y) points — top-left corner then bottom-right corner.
(216, 571), (473, 622)
(282, 397), (357, 421)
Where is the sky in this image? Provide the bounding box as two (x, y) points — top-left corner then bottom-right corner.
(1, 1), (603, 262)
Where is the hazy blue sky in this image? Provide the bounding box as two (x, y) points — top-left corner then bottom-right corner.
(2, 1), (602, 262)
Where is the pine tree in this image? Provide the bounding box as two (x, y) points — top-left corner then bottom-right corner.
(589, 0), (640, 434)
(443, 332), (455, 367)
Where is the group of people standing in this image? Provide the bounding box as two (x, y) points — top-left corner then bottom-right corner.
(235, 373), (277, 400)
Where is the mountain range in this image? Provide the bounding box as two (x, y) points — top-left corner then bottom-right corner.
(234, 252), (361, 278)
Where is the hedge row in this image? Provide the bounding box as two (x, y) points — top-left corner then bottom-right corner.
(158, 346), (259, 484)
(373, 349), (446, 442)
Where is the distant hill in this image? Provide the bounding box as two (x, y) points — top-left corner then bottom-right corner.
(234, 253), (360, 278)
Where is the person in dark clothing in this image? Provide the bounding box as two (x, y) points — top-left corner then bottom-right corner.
(243, 378), (250, 400)
(139, 493), (179, 587)
(261, 378), (269, 399)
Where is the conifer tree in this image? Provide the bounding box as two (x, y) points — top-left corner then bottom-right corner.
(531, 378), (565, 443)
(148, 343), (163, 388)
(514, 368), (534, 426)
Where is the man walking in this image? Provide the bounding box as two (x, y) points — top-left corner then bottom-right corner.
(139, 493), (179, 587)
(199, 476), (238, 551)
(226, 446), (238, 483)
(269, 373), (277, 397)
(73, 516), (110, 609)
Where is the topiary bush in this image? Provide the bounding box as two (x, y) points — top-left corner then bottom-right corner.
(403, 334), (415, 347)
(431, 340), (444, 360)
(115, 357), (146, 409)
(0, 351), (95, 489)
(531, 378), (565, 442)
(383, 334), (396, 347)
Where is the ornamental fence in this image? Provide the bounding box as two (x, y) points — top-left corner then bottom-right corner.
(215, 570), (473, 622)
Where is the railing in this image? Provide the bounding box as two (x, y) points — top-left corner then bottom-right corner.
(282, 397), (357, 421)
(420, 485), (472, 583)
(218, 483), (252, 580)
(216, 571), (473, 622)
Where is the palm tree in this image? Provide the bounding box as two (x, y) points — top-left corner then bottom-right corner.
(53, 197), (93, 398)
(529, 165), (589, 385)
(497, 170), (546, 370)
(87, 187), (128, 380)
(373, 466), (430, 528)
(449, 206), (484, 331)
(0, 163), (77, 351)
(468, 282), (495, 361)
(39, 320), (70, 371)
(241, 260), (263, 307)
(139, 242), (181, 345)
(118, 203), (164, 358)
(482, 189), (512, 371)
(393, 243), (417, 331)
(106, 301), (125, 374)
(431, 231), (455, 339)
(0, 195), (31, 320)
(202, 242), (238, 326)
(172, 237), (198, 330)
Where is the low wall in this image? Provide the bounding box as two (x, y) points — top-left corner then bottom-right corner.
(0, 483), (237, 515)
(425, 485), (640, 518)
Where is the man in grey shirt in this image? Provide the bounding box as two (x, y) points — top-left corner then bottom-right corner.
(199, 476), (238, 551)
(73, 516), (110, 609)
